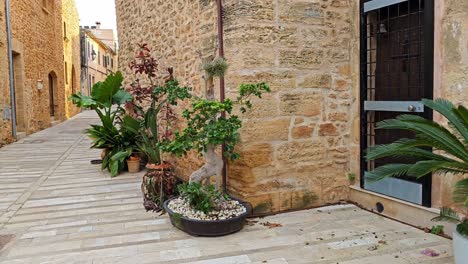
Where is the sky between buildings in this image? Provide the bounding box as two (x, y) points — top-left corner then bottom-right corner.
(75, 0), (117, 33)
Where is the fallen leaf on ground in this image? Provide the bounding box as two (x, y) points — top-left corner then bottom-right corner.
(261, 221), (282, 228)
(245, 220), (258, 226)
(421, 248), (440, 257)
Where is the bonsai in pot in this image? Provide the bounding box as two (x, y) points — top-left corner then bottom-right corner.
(160, 57), (271, 236)
(365, 99), (467, 263)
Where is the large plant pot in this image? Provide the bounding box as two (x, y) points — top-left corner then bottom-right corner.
(453, 229), (468, 264)
(163, 197), (252, 237)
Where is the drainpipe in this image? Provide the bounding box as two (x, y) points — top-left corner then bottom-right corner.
(216, 0), (227, 193)
(5, 0), (17, 139)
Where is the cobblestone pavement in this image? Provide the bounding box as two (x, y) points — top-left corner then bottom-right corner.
(0, 111), (453, 263)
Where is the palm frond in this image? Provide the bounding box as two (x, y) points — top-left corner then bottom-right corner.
(364, 164), (412, 183)
(423, 99), (468, 143)
(366, 139), (454, 162)
(406, 160), (468, 178)
(376, 116), (468, 162)
(432, 207), (460, 223)
(453, 178), (468, 207)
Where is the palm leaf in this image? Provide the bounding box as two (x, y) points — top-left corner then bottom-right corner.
(406, 160), (468, 178)
(376, 115), (468, 162)
(423, 99), (468, 143)
(364, 164), (412, 183)
(453, 178), (468, 207)
(366, 139), (455, 162)
(432, 207), (460, 223)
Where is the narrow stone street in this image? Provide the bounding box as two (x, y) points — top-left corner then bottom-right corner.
(0, 111), (454, 263)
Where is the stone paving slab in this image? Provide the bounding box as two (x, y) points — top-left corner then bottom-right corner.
(0, 111), (454, 263)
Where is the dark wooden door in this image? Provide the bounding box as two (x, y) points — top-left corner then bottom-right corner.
(360, 0), (434, 206)
(48, 73), (55, 117)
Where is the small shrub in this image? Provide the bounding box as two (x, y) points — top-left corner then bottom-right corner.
(430, 225), (444, 235)
(178, 182), (227, 214)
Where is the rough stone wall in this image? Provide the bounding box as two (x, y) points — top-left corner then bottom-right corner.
(116, 0), (218, 179)
(431, 0), (468, 210)
(116, 0), (358, 214)
(9, 0), (66, 133)
(0, 0), (12, 146)
(223, 0), (359, 213)
(62, 0), (81, 118)
(116, 0), (465, 215)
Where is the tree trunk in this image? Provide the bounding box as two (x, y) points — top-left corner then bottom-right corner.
(189, 144), (223, 184)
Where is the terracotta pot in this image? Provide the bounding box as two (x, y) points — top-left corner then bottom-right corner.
(100, 149), (108, 160)
(127, 157), (141, 173)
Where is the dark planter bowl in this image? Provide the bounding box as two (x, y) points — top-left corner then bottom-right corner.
(163, 197), (252, 237)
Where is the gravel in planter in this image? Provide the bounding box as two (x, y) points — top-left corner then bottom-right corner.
(168, 197), (247, 221)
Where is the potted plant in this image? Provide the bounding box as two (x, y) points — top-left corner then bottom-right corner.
(126, 44), (191, 211)
(126, 154), (141, 173)
(70, 72), (139, 177)
(365, 99), (467, 263)
(160, 56), (271, 236)
(432, 179), (467, 263)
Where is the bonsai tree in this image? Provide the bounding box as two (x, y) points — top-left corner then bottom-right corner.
(161, 56), (271, 185)
(365, 98), (467, 237)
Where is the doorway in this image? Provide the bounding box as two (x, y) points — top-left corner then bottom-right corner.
(71, 65), (77, 94)
(360, 0), (434, 206)
(48, 72), (57, 117)
(12, 52), (25, 132)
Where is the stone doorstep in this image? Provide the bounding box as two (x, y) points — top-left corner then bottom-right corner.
(349, 185), (457, 237)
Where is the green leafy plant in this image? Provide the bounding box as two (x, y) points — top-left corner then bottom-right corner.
(160, 82), (270, 183)
(131, 78), (192, 165)
(430, 225), (444, 235)
(162, 84), (271, 160)
(127, 45), (192, 166)
(178, 182), (226, 214)
(70, 72), (139, 177)
(365, 98), (467, 236)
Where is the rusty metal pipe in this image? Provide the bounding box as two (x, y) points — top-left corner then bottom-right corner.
(216, 0), (227, 194)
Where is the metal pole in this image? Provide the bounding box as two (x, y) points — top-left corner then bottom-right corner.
(5, 0), (17, 139)
(216, 0), (227, 194)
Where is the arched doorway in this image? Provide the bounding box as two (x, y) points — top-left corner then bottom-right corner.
(48, 72), (57, 117)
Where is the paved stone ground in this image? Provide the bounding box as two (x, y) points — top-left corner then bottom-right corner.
(0, 111), (454, 264)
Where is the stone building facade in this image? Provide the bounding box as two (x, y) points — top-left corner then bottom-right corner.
(0, 0), (12, 146)
(80, 27), (117, 96)
(62, 0), (81, 118)
(0, 0), (81, 146)
(116, 0), (467, 227)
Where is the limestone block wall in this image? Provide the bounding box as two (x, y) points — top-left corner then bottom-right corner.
(0, 0), (12, 146)
(9, 0), (66, 133)
(115, 0), (465, 215)
(62, 0), (81, 118)
(116, 0), (219, 179)
(431, 0), (468, 210)
(223, 0), (359, 213)
(116, 0), (359, 214)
